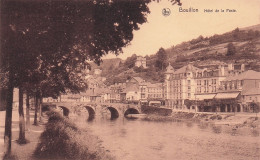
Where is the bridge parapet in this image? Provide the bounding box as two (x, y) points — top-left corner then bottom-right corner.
(42, 102), (141, 119)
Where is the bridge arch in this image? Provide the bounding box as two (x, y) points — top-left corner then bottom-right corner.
(124, 108), (139, 116)
(58, 106), (70, 117)
(107, 107), (119, 120)
(83, 106), (95, 121)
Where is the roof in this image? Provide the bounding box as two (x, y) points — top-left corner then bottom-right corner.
(195, 94), (216, 100)
(166, 63), (174, 73)
(81, 87), (111, 97)
(132, 77), (145, 83)
(226, 70), (260, 81)
(215, 92), (240, 99)
(124, 84), (139, 93)
(147, 83), (163, 88)
(174, 64), (200, 74)
(242, 88), (260, 95)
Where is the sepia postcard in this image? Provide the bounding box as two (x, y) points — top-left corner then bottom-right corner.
(0, 0), (260, 160)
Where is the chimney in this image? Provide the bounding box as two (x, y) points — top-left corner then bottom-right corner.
(241, 64), (245, 72)
(228, 63), (234, 71)
(218, 65), (225, 76)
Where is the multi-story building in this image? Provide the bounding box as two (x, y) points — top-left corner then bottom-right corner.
(147, 83), (163, 100)
(109, 83), (126, 103)
(135, 56), (147, 68)
(164, 62), (254, 112)
(124, 77), (146, 103)
(215, 70), (260, 112)
(194, 65), (226, 102)
(165, 64), (198, 109)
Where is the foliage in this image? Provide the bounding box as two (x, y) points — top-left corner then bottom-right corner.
(1, 0), (153, 96)
(155, 47), (167, 71)
(250, 102), (260, 116)
(133, 66), (147, 73)
(1, 0), (183, 156)
(141, 105), (172, 116)
(34, 111), (114, 160)
(226, 42), (236, 56)
(124, 54), (137, 69)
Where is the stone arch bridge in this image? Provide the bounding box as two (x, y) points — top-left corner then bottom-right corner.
(42, 102), (141, 120)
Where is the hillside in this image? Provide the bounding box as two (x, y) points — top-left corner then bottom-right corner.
(90, 24), (260, 85)
(241, 24), (260, 31)
(165, 26), (260, 70)
(89, 58), (123, 73)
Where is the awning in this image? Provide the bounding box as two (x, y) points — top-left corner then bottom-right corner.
(214, 92), (240, 99)
(195, 94), (216, 100)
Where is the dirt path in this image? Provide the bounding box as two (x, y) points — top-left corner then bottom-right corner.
(0, 109), (47, 160)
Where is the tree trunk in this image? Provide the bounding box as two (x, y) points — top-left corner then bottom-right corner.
(18, 87), (26, 143)
(33, 95), (38, 125)
(4, 83), (14, 157)
(39, 97), (42, 122)
(26, 93), (30, 131)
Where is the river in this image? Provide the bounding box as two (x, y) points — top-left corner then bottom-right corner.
(75, 114), (260, 160)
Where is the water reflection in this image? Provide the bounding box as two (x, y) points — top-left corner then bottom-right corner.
(74, 114), (260, 160)
(186, 121), (193, 128)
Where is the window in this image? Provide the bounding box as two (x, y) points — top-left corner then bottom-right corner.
(197, 87), (201, 93)
(197, 80), (201, 85)
(204, 80), (207, 85)
(188, 86), (191, 90)
(213, 86), (216, 92)
(188, 80), (191, 85)
(188, 93), (191, 98)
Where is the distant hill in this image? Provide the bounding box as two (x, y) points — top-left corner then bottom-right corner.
(95, 24), (260, 85)
(89, 58), (123, 71)
(241, 24), (260, 31)
(165, 25), (260, 69)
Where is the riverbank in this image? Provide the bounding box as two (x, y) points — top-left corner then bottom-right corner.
(34, 111), (114, 160)
(0, 110), (114, 160)
(143, 111), (260, 130)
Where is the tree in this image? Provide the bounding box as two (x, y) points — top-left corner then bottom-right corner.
(1, 0), (182, 157)
(155, 47), (167, 71)
(250, 102), (259, 118)
(124, 54), (137, 69)
(232, 27), (240, 39)
(226, 42), (236, 56)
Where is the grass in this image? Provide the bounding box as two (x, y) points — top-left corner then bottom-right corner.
(34, 111), (114, 160)
(3, 154), (18, 160)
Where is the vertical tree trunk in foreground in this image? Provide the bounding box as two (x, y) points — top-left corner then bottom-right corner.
(18, 87), (26, 143)
(39, 96), (42, 122)
(4, 84), (14, 157)
(26, 93), (30, 131)
(33, 95), (38, 125)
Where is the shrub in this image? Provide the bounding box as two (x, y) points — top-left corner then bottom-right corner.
(34, 111), (114, 160)
(141, 106), (172, 116)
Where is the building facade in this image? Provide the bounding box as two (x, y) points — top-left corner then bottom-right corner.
(164, 63), (257, 112)
(165, 64), (198, 109)
(135, 56), (147, 68)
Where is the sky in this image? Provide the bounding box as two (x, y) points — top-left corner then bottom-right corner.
(104, 0), (260, 60)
